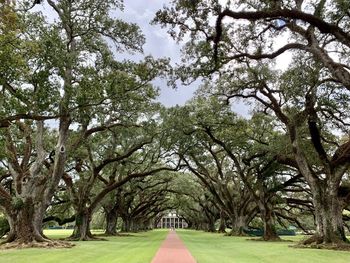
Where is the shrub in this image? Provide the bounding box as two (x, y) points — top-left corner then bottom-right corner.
(0, 215), (10, 238)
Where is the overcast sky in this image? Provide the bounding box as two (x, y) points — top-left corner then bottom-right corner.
(114, 0), (199, 108)
(114, 1), (258, 116)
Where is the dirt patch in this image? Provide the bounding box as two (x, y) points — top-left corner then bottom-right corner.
(99, 233), (135, 237)
(247, 237), (293, 242)
(64, 235), (107, 241)
(292, 243), (350, 251)
(0, 240), (74, 250)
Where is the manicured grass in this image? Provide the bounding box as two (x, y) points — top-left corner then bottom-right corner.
(177, 230), (350, 263)
(3, 229), (350, 263)
(0, 229), (167, 263)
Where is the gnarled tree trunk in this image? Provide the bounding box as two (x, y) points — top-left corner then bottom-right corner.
(1, 118), (71, 248)
(207, 221), (216, 232)
(104, 206), (118, 236)
(259, 204), (279, 241)
(228, 215), (248, 236)
(69, 209), (94, 241)
(105, 212), (118, 236)
(122, 217), (132, 232)
(5, 198), (45, 244)
(303, 181), (347, 245)
(3, 198), (71, 248)
(290, 114), (349, 246)
(217, 210), (226, 233)
(256, 189), (279, 241)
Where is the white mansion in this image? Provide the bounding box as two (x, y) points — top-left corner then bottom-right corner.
(156, 211), (188, 229)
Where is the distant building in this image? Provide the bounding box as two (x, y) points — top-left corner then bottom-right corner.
(156, 211), (188, 229)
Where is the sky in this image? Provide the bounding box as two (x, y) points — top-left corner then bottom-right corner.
(114, 0), (254, 116)
(114, 0), (198, 108)
(115, 1), (291, 115)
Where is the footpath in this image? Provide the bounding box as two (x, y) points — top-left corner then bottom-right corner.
(151, 230), (196, 263)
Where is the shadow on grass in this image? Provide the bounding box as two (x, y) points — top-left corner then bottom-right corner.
(247, 237), (295, 242)
(95, 232), (150, 238)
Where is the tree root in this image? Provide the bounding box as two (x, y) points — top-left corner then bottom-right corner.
(300, 234), (324, 245)
(101, 232), (134, 237)
(101, 232), (119, 237)
(224, 231), (247, 237)
(248, 237), (293, 242)
(292, 235), (350, 251)
(111, 233), (135, 237)
(293, 242), (350, 251)
(0, 239), (74, 249)
(251, 236), (282, 242)
(65, 235), (107, 241)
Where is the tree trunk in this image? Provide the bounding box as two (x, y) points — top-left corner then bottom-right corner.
(3, 198), (71, 248)
(2, 119), (71, 248)
(69, 210), (94, 241)
(303, 181), (347, 245)
(207, 219), (216, 232)
(104, 207), (118, 236)
(228, 215), (247, 236)
(187, 221), (193, 229)
(218, 210), (226, 233)
(260, 205), (279, 241)
(256, 192), (280, 241)
(130, 220), (137, 232)
(290, 126), (348, 246)
(122, 217), (131, 232)
(6, 198), (45, 244)
(139, 220), (151, 231)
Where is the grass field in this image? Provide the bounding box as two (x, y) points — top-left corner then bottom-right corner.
(177, 230), (350, 263)
(0, 229), (167, 263)
(1, 229), (350, 263)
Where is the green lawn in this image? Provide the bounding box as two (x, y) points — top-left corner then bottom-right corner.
(0, 229), (167, 263)
(2, 229), (350, 263)
(177, 230), (350, 263)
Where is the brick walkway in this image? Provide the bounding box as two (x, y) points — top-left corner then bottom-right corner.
(151, 230), (196, 263)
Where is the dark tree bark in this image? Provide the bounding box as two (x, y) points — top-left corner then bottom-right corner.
(290, 120), (349, 245)
(69, 209), (94, 241)
(121, 217), (132, 232)
(104, 208), (118, 236)
(228, 215), (248, 236)
(6, 198), (45, 244)
(206, 220), (216, 232)
(218, 210), (226, 233)
(302, 181), (347, 245)
(3, 197), (72, 248)
(259, 203), (279, 241)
